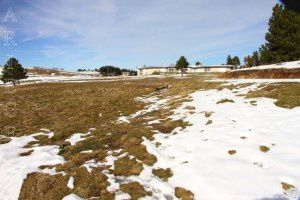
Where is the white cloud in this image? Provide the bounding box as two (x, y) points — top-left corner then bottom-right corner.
(11, 0), (278, 67)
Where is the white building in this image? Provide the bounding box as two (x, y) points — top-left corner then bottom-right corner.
(137, 64), (235, 76)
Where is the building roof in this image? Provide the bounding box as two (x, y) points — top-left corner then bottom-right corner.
(202, 65), (234, 68)
(138, 65), (234, 69)
(138, 66), (174, 69)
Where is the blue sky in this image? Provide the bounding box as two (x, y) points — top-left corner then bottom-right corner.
(0, 0), (278, 71)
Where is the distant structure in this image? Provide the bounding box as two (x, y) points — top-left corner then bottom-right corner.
(0, 66), (3, 76)
(137, 64), (236, 76)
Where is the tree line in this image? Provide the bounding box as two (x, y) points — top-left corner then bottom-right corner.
(95, 66), (137, 76)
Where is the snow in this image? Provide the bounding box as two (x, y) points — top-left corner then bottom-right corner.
(235, 60), (300, 71)
(65, 132), (91, 146)
(67, 177), (74, 189)
(142, 84), (300, 199)
(210, 78), (300, 84)
(117, 95), (169, 123)
(62, 194), (84, 200)
(0, 74), (144, 86)
(1, 77), (300, 199)
(0, 132), (64, 200)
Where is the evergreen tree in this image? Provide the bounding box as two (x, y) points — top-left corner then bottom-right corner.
(226, 55), (233, 65)
(98, 66), (122, 76)
(252, 51), (260, 66)
(1, 58), (27, 86)
(195, 61), (201, 66)
(232, 56), (241, 66)
(244, 55), (254, 68)
(175, 56), (189, 76)
(259, 4), (300, 64)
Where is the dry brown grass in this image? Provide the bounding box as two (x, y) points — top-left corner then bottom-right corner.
(112, 156), (144, 176)
(205, 120), (213, 125)
(72, 167), (113, 199)
(0, 136), (11, 144)
(217, 99), (235, 104)
(219, 68), (300, 79)
(152, 119), (190, 134)
(246, 83), (300, 109)
(175, 187), (195, 200)
(0, 77), (220, 199)
(152, 168), (173, 181)
(217, 83), (253, 91)
(19, 173), (70, 200)
(281, 182), (295, 191)
(204, 112), (213, 118)
(19, 150), (34, 156)
(120, 182), (152, 200)
(259, 145), (270, 153)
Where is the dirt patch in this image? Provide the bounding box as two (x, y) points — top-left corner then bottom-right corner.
(228, 150), (237, 155)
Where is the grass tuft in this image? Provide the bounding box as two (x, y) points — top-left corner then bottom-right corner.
(152, 168), (173, 181)
(120, 182), (152, 200)
(217, 99), (235, 104)
(112, 156), (143, 176)
(175, 187), (194, 200)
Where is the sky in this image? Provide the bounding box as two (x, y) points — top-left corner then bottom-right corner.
(0, 0), (278, 71)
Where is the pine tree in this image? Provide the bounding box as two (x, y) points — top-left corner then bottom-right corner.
(175, 56), (189, 76)
(226, 55), (233, 65)
(252, 51), (260, 66)
(244, 55), (254, 68)
(1, 58), (27, 86)
(232, 56), (241, 66)
(259, 4), (300, 64)
(195, 61), (201, 66)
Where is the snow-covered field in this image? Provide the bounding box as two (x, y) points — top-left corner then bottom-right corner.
(0, 74), (143, 86)
(0, 79), (299, 200)
(235, 60), (300, 71)
(144, 84), (300, 199)
(0, 132), (64, 200)
(116, 81), (300, 199)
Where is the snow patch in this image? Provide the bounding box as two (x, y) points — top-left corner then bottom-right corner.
(143, 84), (300, 199)
(62, 194), (84, 200)
(67, 176), (74, 189)
(65, 132), (91, 146)
(0, 133), (65, 200)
